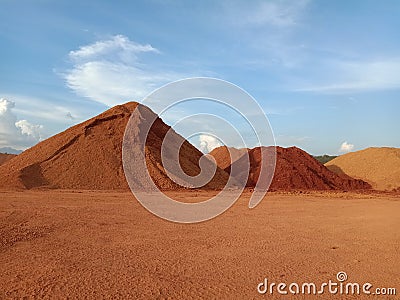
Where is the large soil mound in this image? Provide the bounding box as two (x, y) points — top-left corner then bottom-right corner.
(0, 153), (16, 166)
(210, 146), (371, 191)
(0, 102), (229, 190)
(325, 147), (400, 191)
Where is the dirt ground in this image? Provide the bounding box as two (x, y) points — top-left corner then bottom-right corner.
(0, 190), (399, 299)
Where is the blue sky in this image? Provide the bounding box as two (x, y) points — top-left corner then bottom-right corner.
(0, 0), (399, 155)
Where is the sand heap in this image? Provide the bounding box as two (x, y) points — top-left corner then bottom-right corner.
(325, 147), (400, 191)
(0, 153), (16, 166)
(0, 102), (229, 190)
(209, 146), (371, 191)
(206, 147), (248, 170)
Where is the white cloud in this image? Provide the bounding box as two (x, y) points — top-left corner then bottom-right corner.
(0, 98), (45, 150)
(2, 93), (86, 124)
(339, 141), (354, 153)
(15, 120), (43, 140)
(0, 99), (17, 129)
(296, 58), (400, 93)
(199, 134), (222, 153)
(69, 35), (158, 63)
(64, 35), (182, 107)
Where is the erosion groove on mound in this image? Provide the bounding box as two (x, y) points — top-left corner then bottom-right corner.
(19, 163), (49, 189)
(209, 146), (371, 191)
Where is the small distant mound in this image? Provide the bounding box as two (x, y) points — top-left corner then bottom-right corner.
(0, 153), (16, 166)
(314, 154), (337, 164)
(325, 147), (400, 191)
(207, 146), (248, 170)
(209, 146), (371, 191)
(0, 102), (229, 190)
(0, 147), (23, 154)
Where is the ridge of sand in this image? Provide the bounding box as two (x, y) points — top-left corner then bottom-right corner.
(0, 102), (229, 190)
(325, 147), (400, 191)
(0, 153), (16, 166)
(209, 146), (371, 191)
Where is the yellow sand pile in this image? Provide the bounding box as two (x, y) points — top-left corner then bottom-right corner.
(325, 147), (400, 191)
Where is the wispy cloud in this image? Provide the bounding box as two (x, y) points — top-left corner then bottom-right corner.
(275, 134), (312, 146)
(218, 0), (311, 70)
(225, 0), (310, 28)
(2, 93), (85, 124)
(296, 58), (400, 93)
(64, 35), (185, 107)
(69, 35), (159, 63)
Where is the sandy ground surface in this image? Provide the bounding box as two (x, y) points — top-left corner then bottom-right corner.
(0, 190), (399, 299)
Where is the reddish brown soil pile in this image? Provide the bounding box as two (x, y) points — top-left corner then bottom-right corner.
(0, 153), (16, 166)
(0, 102), (229, 190)
(210, 146), (371, 191)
